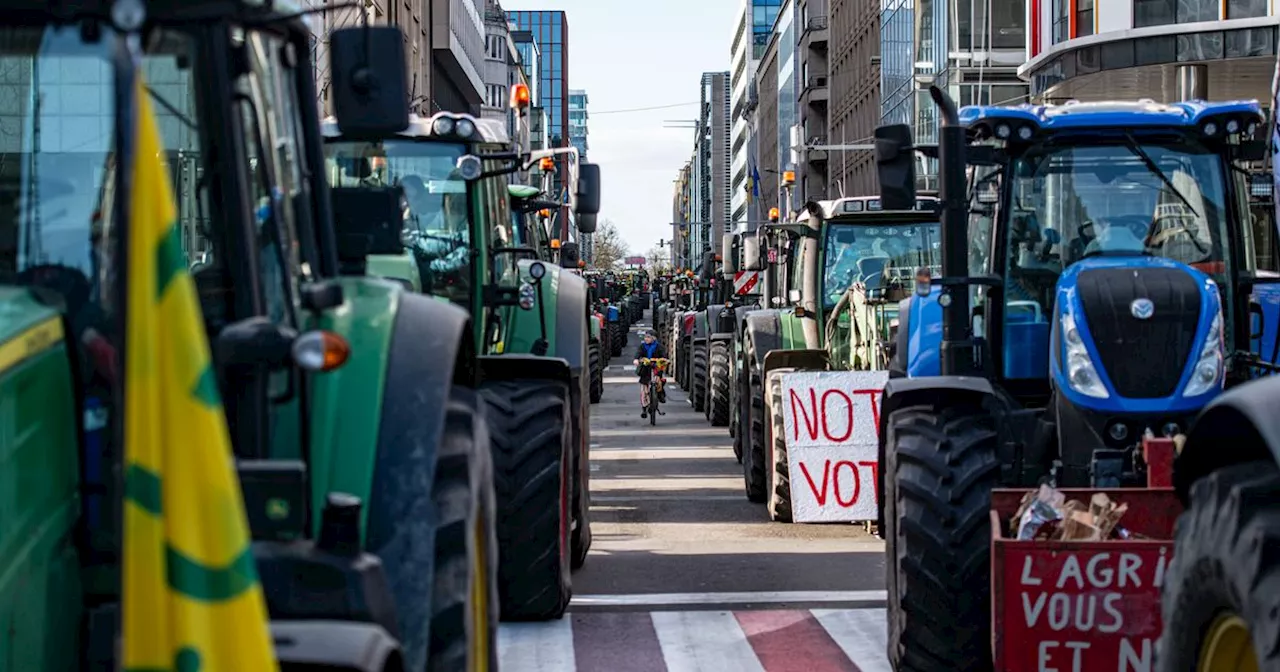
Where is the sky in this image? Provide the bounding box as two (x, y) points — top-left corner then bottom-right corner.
(501, 0), (740, 260)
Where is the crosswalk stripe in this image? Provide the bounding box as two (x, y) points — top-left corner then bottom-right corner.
(811, 609), (894, 672)
(498, 617), (576, 672)
(497, 609), (891, 671)
(652, 611), (766, 672)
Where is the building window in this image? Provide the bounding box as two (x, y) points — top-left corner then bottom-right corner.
(1133, 0), (1217, 27)
(1227, 0), (1267, 17)
(1077, 0), (1094, 37)
(1051, 0), (1070, 43)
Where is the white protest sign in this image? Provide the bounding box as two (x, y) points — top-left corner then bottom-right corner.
(778, 370), (889, 523)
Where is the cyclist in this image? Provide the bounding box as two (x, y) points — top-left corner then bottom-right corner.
(633, 330), (668, 418)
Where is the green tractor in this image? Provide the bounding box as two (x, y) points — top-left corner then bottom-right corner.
(735, 196), (940, 520)
(320, 93), (602, 621)
(1, 2), (500, 671)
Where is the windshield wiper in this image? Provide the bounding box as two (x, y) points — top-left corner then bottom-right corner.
(1121, 132), (1198, 218)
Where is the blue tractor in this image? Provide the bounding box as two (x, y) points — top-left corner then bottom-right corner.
(876, 89), (1280, 670)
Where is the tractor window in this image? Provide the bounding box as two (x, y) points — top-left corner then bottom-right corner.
(323, 139), (472, 304)
(1003, 140), (1233, 378)
(821, 222), (941, 308)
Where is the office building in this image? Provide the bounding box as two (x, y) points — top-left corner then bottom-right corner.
(510, 30), (551, 151)
(569, 89), (589, 161)
(312, 0), (485, 116)
(1021, 1), (1277, 104)
(753, 29), (781, 220)
(796, 0), (830, 201)
(507, 10), (569, 146)
(684, 72), (731, 266)
(508, 10), (572, 238)
(673, 161), (694, 271)
(730, 0), (783, 226)
(880, 0), (1028, 190)
(824, 0), (881, 197)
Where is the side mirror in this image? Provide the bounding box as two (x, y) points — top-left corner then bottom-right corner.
(875, 123), (917, 211)
(742, 235), (762, 271)
(577, 212), (598, 234)
(329, 26), (410, 137)
(1238, 140), (1267, 162)
(331, 186), (407, 263)
(559, 241), (581, 267)
(721, 235), (737, 276)
(577, 163), (601, 215)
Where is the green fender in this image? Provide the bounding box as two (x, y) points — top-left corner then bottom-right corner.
(297, 277), (398, 541)
(0, 289), (83, 671)
(776, 309), (810, 351)
(497, 259), (589, 377)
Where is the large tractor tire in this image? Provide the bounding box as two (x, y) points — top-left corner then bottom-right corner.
(366, 386), (497, 672)
(766, 370), (794, 522)
(691, 345), (708, 413)
(479, 379), (573, 621)
(708, 341), (731, 427)
(588, 342), (604, 403)
(884, 405), (1000, 672)
(569, 380), (592, 571)
(1157, 460), (1280, 671)
(741, 334), (767, 503)
(609, 323), (625, 357)
(427, 387), (500, 672)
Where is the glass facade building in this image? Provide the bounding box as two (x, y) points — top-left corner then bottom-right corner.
(752, 0), (783, 58)
(507, 10), (568, 147)
(568, 89), (588, 160)
(776, 0), (796, 180)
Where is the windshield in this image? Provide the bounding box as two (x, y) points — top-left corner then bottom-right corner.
(821, 221), (941, 307)
(1008, 141), (1229, 276)
(323, 139), (472, 301)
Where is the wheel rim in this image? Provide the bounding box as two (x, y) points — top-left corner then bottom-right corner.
(1198, 613), (1258, 672)
(470, 512), (490, 672)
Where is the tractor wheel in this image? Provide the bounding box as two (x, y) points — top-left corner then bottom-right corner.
(588, 342), (603, 404)
(691, 345), (708, 413)
(569, 378), (592, 571)
(766, 370), (794, 522)
(709, 341), (731, 427)
(1157, 460), (1280, 671)
(742, 334), (767, 503)
(427, 387), (500, 672)
(613, 323), (626, 357)
(479, 379), (573, 621)
(884, 405), (999, 672)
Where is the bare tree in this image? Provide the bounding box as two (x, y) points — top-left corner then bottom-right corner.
(590, 218), (629, 269)
(645, 245), (671, 274)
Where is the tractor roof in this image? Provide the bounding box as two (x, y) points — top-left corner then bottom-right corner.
(321, 112), (510, 145)
(959, 99), (1264, 132)
(797, 196), (939, 222)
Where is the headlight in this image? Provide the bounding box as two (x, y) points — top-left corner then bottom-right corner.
(1060, 313), (1109, 398)
(1183, 309), (1224, 397)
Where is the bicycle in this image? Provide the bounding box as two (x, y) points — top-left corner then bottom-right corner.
(639, 357), (670, 425)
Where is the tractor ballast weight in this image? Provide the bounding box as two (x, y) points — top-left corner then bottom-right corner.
(876, 90), (1279, 670)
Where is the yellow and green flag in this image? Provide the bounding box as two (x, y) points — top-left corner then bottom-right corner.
(120, 69), (280, 672)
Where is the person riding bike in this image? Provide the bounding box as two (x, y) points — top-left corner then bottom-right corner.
(633, 330), (668, 418)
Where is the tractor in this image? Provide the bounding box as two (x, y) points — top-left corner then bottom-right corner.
(319, 84), (602, 622)
(0, 3), (503, 671)
(733, 196), (940, 521)
(875, 90), (1280, 670)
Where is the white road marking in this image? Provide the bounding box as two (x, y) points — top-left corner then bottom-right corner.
(497, 616), (575, 672)
(811, 608), (894, 672)
(571, 591), (888, 607)
(651, 611), (765, 672)
(591, 494), (746, 502)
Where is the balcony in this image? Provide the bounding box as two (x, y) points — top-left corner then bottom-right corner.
(800, 73), (829, 107)
(801, 15), (828, 47)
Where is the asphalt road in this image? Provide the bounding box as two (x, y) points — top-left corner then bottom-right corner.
(571, 310), (887, 612)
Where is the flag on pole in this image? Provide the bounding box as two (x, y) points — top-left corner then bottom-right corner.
(751, 163), (762, 204)
(120, 69), (279, 672)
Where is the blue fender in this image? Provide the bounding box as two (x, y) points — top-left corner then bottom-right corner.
(606, 305), (619, 322)
(1250, 280), (1280, 375)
